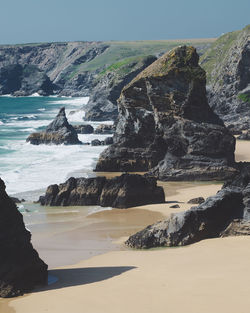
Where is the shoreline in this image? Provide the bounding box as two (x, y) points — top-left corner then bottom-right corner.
(3, 139), (250, 312)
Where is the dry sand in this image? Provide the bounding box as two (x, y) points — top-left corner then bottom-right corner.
(2, 139), (250, 313)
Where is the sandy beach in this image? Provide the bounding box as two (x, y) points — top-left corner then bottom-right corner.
(1, 138), (250, 313)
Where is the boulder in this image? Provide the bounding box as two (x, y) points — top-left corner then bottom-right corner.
(104, 137), (113, 145)
(73, 124), (94, 134)
(126, 163), (250, 248)
(39, 174), (165, 209)
(91, 139), (102, 146)
(0, 178), (47, 297)
(94, 124), (114, 134)
(187, 197), (205, 204)
(26, 107), (81, 145)
(95, 46), (237, 181)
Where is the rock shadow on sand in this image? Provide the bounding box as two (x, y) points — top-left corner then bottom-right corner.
(34, 266), (136, 292)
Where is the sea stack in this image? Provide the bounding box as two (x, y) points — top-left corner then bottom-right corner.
(0, 178), (48, 297)
(27, 107), (82, 145)
(95, 46), (236, 181)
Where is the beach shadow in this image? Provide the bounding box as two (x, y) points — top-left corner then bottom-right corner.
(34, 266), (136, 292)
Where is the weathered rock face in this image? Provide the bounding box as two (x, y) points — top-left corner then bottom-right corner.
(0, 64), (55, 96)
(26, 107), (81, 145)
(84, 55), (157, 121)
(201, 25), (250, 131)
(39, 174), (165, 209)
(0, 178), (48, 297)
(126, 163), (250, 248)
(96, 46), (236, 181)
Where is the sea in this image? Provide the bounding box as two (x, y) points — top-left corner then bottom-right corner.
(0, 95), (119, 268)
(0, 95), (112, 198)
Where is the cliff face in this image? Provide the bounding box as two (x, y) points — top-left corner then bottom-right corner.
(0, 178), (48, 297)
(95, 46), (236, 181)
(201, 25), (250, 131)
(84, 55), (157, 121)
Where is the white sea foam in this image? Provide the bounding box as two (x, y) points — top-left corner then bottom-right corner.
(0, 120), (4, 125)
(38, 108), (46, 111)
(1, 139), (107, 195)
(87, 206), (113, 216)
(29, 93), (41, 97)
(49, 97), (89, 106)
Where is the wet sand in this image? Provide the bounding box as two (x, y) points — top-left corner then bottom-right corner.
(4, 138), (250, 313)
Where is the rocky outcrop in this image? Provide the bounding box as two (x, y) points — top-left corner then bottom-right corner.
(26, 107), (81, 145)
(95, 46), (236, 181)
(0, 178), (47, 297)
(201, 25), (250, 131)
(94, 124), (114, 134)
(187, 197), (205, 204)
(126, 163), (250, 248)
(39, 174), (165, 209)
(73, 124), (94, 134)
(84, 55), (157, 121)
(238, 131), (250, 140)
(0, 64), (55, 96)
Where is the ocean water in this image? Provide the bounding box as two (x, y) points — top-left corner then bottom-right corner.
(0, 96), (112, 197)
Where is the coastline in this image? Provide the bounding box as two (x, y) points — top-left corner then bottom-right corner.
(3, 138), (250, 313)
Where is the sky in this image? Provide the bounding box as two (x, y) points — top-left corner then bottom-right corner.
(0, 0), (249, 44)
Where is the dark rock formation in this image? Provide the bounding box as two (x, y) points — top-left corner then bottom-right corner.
(187, 197), (205, 204)
(0, 64), (55, 96)
(201, 25), (250, 131)
(26, 107), (81, 145)
(39, 174), (165, 209)
(104, 137), (113, 145)
(96, 46), (237, 181)
(91, 139), (102, 146)
(170, 204), (180, 208)
(0, 178), (47, 297)
(126, 163), (250, 248)
(238, 131), (250, 140)
(73, 124), (94, 134)
(94, 124), (114, 134)
(84, 56), (157, 121)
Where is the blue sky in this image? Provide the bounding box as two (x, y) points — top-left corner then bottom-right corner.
(0, 0), (249, 44)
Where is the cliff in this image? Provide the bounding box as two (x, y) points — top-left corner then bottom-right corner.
(0, 39), (214, 118)
(95, 46), (236, 181)
(0, 178), (47, 297)
(201, 25), (250, 131)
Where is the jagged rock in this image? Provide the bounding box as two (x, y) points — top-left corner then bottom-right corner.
(96, 46), (237, 181)
(0, 64), (55, 96)
(187, 197), (205, 204)
(84, 55), (157, 121)
(104, 137), (113, 145)
(0, 178), (47, 297)
(201, 25), (250, 131)
(91, 139), (102, 146)
(39, 174), (165, 209)
(126, 163), (250, 248)
(238, 131), (250, 140)
(26, 107), (81, 145)
(73, 124), (94, 134)
(126, 189), (244, 248)
(94, 124), (114, 134)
